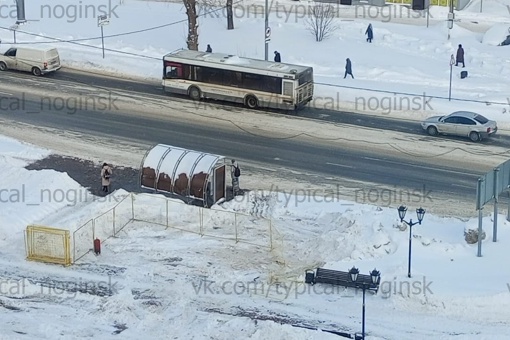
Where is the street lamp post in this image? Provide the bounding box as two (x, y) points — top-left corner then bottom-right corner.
(398, 206), (426, 278)
(349, 267), (381, 340)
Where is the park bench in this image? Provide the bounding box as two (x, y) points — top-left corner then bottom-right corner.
(305, 268), (380, 293)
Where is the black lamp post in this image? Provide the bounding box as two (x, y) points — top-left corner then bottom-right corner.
(397, 205), (426, 278)
(349, 267), (381, 340)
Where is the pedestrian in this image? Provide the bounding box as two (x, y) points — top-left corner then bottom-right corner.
(365, 23), (373, 43)
(274, 51), (281, 62)
(455, 44), (465, 68)
(101, 162), (112, 193)
(206, 44), (212, 53)
(344, 58), (354, 79)
(231, 159), (241, 195)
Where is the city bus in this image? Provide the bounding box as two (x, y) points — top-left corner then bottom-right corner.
(162, 49), (314, 110)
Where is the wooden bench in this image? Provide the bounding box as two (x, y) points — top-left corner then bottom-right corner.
(305, 268), (380, 293)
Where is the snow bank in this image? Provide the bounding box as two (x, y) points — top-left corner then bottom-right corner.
(482, 23), (510, 45)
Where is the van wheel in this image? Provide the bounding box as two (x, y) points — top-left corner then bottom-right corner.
(32, 67), (42, 76)
(469, 131), (480, 142)
(0, 62), (7, 71)
(188, 86), (201, 101)
(245, 95), (258, 109)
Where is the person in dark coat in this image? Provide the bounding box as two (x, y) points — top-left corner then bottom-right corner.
(365, 24), (373, 43)
(455, 44), (465, 67)
(231, 159), (241, 195)
(206, 44), (212, 53)
(101, 162), (112, 193)
(274, 51), (281, 62)
(344, 58), (353, 79)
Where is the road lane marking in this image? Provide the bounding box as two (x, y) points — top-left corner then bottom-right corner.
(451, 183), (474, 189)
(326, 162), (354, 168)
(362, 156), (478, 177)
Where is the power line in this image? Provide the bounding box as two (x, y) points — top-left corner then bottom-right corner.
(314, 81), (510, 107)
(0, 0), (243, 45)
(0, 2), (243, 61)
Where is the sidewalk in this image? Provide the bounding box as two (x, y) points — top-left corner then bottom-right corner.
(159, 0), (510, 32)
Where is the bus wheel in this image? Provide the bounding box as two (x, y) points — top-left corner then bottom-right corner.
(245, 95), (258, 109)
(188, 86), (201, 101)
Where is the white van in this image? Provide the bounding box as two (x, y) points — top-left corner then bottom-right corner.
(0, 46), (61, 76)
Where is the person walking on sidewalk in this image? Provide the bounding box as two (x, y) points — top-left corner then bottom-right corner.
(365, 23), (373, 43)
(344, 58), (354, 79)
(455, 44), (465, 68)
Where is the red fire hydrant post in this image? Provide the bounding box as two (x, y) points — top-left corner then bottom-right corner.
(94, 238), (101, 255)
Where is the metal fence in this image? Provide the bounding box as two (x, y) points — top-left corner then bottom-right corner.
(71, 193), (284, 265)
(25, 224), (72, 266)
(72, 194), (133, 262)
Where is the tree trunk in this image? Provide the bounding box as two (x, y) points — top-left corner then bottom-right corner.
(183, 0), (199, 50)
(226, 0), (234, 30)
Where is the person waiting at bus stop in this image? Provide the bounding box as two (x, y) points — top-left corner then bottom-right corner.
(231, 159), (241, 195)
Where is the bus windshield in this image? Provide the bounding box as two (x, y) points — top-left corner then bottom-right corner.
(298, 69), (313, 86)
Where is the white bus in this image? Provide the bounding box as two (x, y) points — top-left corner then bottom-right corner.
(162, 49), (314, 110)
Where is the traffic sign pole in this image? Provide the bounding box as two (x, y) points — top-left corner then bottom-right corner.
(98, 15), (110, 59)
(264, 0), (269, 61)
(449, 54), (455, 101)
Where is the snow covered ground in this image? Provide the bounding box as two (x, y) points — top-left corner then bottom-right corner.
(0, 0), (510, 123)
(1, 132), (510, 339)
(1, 0), (510, 338)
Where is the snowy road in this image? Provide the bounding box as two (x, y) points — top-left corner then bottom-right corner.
(1, 69), (509, 217)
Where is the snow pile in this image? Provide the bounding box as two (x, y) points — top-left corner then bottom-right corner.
(1, 134), (510, 338)
(463, 0), (510, 13)
(482, 23), (510, 45)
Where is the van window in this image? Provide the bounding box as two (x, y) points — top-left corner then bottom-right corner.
(5, 48), (16, 57)
(47, 49), (59, 58)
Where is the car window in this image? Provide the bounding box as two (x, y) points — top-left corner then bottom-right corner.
(5, 48), (16, 57)
(474, 115), (488, 124)
(457, 117), (476, 125)
(444, 117), (458, 123)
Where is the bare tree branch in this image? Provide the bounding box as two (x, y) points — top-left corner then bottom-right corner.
(305, 3), (337, 42)
(198, 0), (234, 30)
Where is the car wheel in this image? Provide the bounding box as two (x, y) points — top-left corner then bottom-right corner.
(0, 62), (7, 71)
(427, 126), (438, 136)
(188, 86), (201, 101)
(245, 95), (258, 109)
(469, 131), (480, 142)
(32, 67), (42, 76)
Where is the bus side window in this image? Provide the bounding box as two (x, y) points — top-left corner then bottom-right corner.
(165, 65), (182, 79)
(183, 65), (191, 80)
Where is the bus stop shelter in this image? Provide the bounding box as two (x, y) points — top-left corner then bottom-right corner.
(139, 144), (226, 207)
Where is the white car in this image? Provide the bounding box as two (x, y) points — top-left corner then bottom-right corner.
(421, 111), (497, 142)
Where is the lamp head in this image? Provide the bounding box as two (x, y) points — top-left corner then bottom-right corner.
(398, 205), (407, 221)
(349, 267), (359, 282)
(416, 207), (426, 223)
(370, 269), (381, 285)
